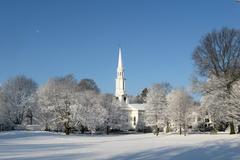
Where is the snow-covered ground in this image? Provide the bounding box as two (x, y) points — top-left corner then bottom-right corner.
(0, 131), (240, 160)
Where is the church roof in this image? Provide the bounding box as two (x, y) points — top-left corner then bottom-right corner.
(128, 103), (146, 111)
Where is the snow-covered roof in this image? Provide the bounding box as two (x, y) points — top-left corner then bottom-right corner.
(128, 103), (145, 111)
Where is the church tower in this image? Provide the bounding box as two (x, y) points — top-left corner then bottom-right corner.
(115, 48), (127, 102)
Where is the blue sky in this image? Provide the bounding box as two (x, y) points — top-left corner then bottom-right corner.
(0, 0), (240, 95)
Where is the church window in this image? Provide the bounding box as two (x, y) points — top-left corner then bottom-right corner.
(134, 116), (136, 125)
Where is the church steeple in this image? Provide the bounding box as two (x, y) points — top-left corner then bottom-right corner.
(115, 48), (127, 102)
(118, 48), (123, 69)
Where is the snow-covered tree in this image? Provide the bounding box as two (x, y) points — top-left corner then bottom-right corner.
(0, 87), (12, 130)
(228, 81), (240, 133)
(71, 91), (107, 133)
(1, 75), (37, 125)
(38, 75), (109, 134)
(167, 89), (193, 135)
(200, 86), (228, 131)
(37, 75), (77, 134)
(101, 94), (128, 134)
(192, 27), (240, 134)
(229, 81), (240, 122)
(145, 84), (170, 135)
(194, 76), (239, 133)
(37, 83), (55, 131)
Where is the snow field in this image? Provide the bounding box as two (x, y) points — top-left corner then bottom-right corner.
(0, 131), (240, 160)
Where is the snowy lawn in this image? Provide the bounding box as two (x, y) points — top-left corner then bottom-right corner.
(0, 131), (240, 160)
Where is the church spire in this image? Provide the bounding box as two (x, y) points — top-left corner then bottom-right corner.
(118, 48), (123, 69)
(115, 48), (127, 102)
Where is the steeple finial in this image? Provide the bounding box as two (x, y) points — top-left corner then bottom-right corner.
(118, 48), (123, 69)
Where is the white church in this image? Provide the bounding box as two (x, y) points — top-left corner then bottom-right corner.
(114, 48), (212, 132)
(115, 48), (146, 130)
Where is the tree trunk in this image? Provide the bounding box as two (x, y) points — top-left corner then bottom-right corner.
(156, 127), (159, 136)
(30, 116), (33, 125)
(227, 84), (235, 135)
(64, 122), (70, 135)
(166, 121), (170, 133)
(45, 123), (49, 131)
(65, 129), (70, 135)
(230, 121), (235, 134)
(183, 123), (186, 136)
(179, 124), (182, 135)
(80, 125), (85, 134)
(106, 125), (110, 135)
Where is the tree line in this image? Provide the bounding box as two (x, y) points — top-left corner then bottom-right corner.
(0, 75), (128, 135)
(0, 27), (240, 135)
(145, 27), (240, 135)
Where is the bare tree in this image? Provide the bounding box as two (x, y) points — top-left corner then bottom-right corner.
(77, 79), (100, 93)
(193, 28), (240, 89)
(192, 27), (240, 134)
